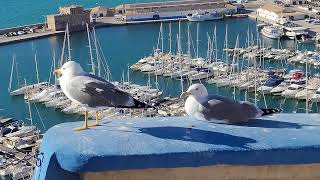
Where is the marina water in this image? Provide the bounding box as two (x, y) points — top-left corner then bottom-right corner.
(0, 5), (318, 132)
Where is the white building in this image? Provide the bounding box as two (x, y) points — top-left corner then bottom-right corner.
(256, 3), (305, 24)
(91, 6), (114, 17)
(115, 0), (236, 21)
(282, 0), (306, 5)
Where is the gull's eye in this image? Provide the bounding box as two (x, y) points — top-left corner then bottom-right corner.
(195, 88), (199, 90)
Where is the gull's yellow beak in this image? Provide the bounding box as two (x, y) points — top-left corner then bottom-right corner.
(180, 92), (189, 98)
(53, 69), (62, 75)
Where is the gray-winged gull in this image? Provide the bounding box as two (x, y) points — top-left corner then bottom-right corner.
(53, 61), (151, 131)
(180, 83), (281, 124)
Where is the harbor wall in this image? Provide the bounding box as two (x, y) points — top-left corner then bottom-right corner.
(33, 114), (320, 180)
(0, 23), (44, 35)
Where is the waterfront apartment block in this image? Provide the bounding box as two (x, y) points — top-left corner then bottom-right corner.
(115, 0), (237, 21)
(47, 6), (90, 31)
(256, 3), (305, 24)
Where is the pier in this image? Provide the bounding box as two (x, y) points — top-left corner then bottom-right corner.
(0, 0), (239, 46)
(0, 30), (64, 46)
(34, 114), (320, 180)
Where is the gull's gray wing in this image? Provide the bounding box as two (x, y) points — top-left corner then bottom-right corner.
(66, 74), (134, 108)
(198, 95), (261, 123)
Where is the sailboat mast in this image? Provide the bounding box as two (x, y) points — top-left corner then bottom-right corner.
(232, 35), (239, 100)
(178, 20), (181, 53)
(60, 29), (67, 66)
(254, 56), (257, 105)
(169, 22), (172, 53)
(93, 27), (101, 77)
(53, 51), (57, 84)
(66, 23), (72, 61)
(86, 23), (95, 75)
(160, 22), (164, 53)
(15, 61), (20, 88)
(306, 53), (309, 114)
(206, 33), (211, 61)
(34, 53), (40, 84)
(8, 55), (15, 93)
(187, 24), (191, 58)
(225, 24), (228, 64)
(214, 25), (217, 61)
(25, 79), (33, 126)
(196, 23), (199, 59)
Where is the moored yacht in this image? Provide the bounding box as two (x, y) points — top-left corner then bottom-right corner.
(311, 87), (320, 102)
(270, 80), (290, 96)
(186, 11), (223, 22)
(261, 25), (284, 39)
(281, 82), (305, 98)
(258, 76), (284, 94)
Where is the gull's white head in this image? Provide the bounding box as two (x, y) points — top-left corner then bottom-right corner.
(180, 83), (208, 98)
(53, 61), (84, 77)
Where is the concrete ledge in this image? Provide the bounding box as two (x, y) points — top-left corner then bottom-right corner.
(81, 164), (320, 180)
(33, 114), (320, 180)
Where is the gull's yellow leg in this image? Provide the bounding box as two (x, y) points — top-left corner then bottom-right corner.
(88, 111), (99, 127)
(74, 111), (89, 131)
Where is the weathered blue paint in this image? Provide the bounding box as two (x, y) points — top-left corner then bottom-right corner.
(33, 114), (320, 180)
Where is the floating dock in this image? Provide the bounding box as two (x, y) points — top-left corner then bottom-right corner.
(34, 114), (320, 180)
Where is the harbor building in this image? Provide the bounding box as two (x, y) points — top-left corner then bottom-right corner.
(115, 0), (237, 21)
(281, 0), (306, 5)
(256, 3), (305, 24)
(46, 5), (90, 31)
(91, 6), (115, 17)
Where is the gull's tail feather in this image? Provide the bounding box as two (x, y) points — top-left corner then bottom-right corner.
(260, 108), (282, 116)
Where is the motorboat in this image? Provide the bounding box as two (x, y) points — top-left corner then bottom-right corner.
(10, 82), (48, 96)
(295, 78), (320, 100)
(295, 85), (319, 100)
(281, 83), (305, 98)
(188, 69), (214, 81)
(311, 87), (320, 102)
(186, 11), (223, 22)
(257, 76), (284, 94)
(261, 25), (284, 39)
(270, 80), (291, 96)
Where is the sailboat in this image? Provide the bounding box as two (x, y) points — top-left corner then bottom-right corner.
(10, 54), (48, 96)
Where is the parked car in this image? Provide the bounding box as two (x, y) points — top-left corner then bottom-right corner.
(313, 19), (320, 25)
(17, 31), (25, 35)
(22, 27), (31, 32)
(114, 14), (124, 21)
(305, 18), (314, 23)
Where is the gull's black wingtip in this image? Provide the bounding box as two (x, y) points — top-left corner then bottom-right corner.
(260, 108), (282, 116)
(133, 98), (157, 109)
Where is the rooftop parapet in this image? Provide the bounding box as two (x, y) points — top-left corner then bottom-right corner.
(33, 114), (320, 180)
(59, 5), (85, 15)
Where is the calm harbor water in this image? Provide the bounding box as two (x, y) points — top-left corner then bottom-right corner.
(0, 0), (172, 29)
(0, 5), (319, 132)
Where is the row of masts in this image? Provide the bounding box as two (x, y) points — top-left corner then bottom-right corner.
(131, 21), (320, 112)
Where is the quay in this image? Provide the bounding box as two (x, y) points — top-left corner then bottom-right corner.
(34, 114), (320, 180)
(0, 0), (238, 46)
(2, 0), (320, 46)
(0, 29), (64, 46)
